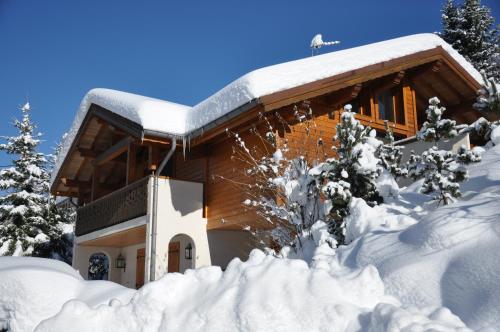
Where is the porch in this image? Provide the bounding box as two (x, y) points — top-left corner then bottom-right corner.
(72, 176), (212, 287)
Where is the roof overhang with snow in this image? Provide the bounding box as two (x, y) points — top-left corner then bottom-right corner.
(50, 33), (482, 192)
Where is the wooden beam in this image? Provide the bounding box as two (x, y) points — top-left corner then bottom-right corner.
(126, 142), (137, 185)
(392, 71), (406, 85)
(324, 83), (363, 108)
(94, 137), (132, 166)
(62, 178), (91, 188)
(371, 71), (406, 96)
(78, 148), (98, 158)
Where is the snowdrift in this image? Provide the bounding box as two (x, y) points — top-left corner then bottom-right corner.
(4, 146), (500, 331)
(0, 257), (134, 331)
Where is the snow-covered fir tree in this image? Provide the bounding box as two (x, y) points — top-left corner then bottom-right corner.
(313, 105), (382, 244)
(0, 103), (72, 259)
(417, 97), (458, 142)
(473, 70), (500, 114)
(441, 0), (499, 80)
(376, 121), (407, 180)
(35, 133), (75, 263)
(412, 97), (481, 205)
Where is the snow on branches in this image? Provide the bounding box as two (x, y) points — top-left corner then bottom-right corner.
(417, 97), (458, 142)
(222, 106), (326, 250)
(311, 106), (383, 244)
(412, 97), (481, 205)
(473, 70), (500, 114)
(441, 0), (499, 80)
(0, 103), (73, 260)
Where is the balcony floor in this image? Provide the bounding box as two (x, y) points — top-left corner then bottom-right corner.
(78, 224), (146, 247)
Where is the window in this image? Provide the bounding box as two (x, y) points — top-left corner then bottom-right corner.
(377, 90), (394, 122)
(376, 87), (405, 125)
(88, 252), (109, 280)
(349, 95), (371, 117)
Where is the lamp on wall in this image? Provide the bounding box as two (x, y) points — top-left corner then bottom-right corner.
(185, 243), (193, 260)
(115, 254), (126, 271)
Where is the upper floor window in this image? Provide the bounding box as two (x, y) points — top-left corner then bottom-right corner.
(375, 87), (405, 125)
(350, 94), (371, 117)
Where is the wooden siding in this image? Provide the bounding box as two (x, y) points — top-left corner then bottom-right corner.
(206, 132), (263, 230)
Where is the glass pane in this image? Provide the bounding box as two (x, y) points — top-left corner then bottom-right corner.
(378, 90), (394, 122)
(362, 96), (371, 116)
(89, 253), (109, 280)
(350, 100), (360, 113)
(394, 88), (405, 125)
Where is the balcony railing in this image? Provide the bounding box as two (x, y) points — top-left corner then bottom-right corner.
(75, 176), (149, 236)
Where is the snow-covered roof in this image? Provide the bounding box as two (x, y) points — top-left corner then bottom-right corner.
(52, 33), (482, 186)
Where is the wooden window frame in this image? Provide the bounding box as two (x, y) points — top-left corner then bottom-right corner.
(339, 84), (416, 138)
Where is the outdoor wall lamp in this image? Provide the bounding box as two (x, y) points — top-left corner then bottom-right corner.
(185, 243), (193, 260)
(115, 254), (126, 271)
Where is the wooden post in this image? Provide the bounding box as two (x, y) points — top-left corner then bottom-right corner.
(148, 145), (159, 173)
(126, 142), (137, 185)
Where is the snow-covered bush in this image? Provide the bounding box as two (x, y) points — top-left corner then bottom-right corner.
(224, 108), (324, 250)
(412, 98), (481, 205)
(313, 106), (382, 244)
(0, 103), (73, 260)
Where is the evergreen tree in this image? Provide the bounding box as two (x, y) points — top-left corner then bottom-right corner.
(417, 97), (458, 142)
(0, 103), (71, 259)
(441, 0), (500, 80)
(413, 98), (481, 205)
(376, 121), (408, 180)
(473, 70), (500, 114)
(315, 106), (382, 244)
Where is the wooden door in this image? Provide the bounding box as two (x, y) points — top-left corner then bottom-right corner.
(168, 242), (180, 273)
(136, 248), (145, 289)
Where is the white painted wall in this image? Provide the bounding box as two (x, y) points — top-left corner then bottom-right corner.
(151, 178), (211, 280)
(207, 230), (254, 269)
(72, 244), (121, 283)
(169, 234), (195, 273)
(119, 243), (146, 288)
(72, 242), (146, 288)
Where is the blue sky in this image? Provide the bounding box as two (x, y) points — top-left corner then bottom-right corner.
(0, 0), (498, 164)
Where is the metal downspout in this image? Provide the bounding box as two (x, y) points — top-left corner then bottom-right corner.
(149, 137), (177, 282)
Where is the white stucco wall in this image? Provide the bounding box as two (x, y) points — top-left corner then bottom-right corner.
(72, 242), (146, 288)
(169, 234), (195, 273)
(72, 244), (121, 283)
(207, 230), (255, 269)
(150, 178), (211, 280)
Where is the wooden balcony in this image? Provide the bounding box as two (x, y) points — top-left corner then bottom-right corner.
(75, 176), (149, 236)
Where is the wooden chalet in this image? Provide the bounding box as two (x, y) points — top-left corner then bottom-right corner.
(50, 33), (482, 288)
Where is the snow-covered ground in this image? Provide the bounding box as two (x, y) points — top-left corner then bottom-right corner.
(3, 145), (500, 331)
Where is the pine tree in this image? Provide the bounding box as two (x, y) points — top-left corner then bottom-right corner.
(376, 121), (408, 180)
(413, 98), (481, 205)
(441, 0), (500, 80)
(0, 103), (69, 258)
(315, 106), (382, 244)
(417, 97), (458, 142)
(473, 70), (500, 114)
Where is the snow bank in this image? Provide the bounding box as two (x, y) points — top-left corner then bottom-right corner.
(0, 257), (134, 332)
(335, 144), (500, 330)
(34, 249), (472, 332)
(52, 33), (481, 186)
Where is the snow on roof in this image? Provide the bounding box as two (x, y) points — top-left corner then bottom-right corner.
(52, 33), (482, 186)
